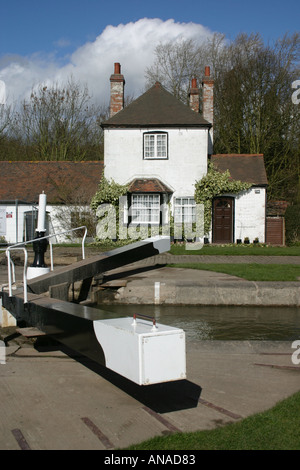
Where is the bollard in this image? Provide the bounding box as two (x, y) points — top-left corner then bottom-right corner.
(0, 340), (6, 364)
(27, 192), (50, 280)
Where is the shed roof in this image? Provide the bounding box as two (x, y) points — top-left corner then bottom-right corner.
(0, 161), (104, 204)
(211, 154), (268, 186)
(102, 82), (211, 128)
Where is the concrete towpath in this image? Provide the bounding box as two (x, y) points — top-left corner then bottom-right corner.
(0, 330), (299, 450)
(95, 253), (300, 307)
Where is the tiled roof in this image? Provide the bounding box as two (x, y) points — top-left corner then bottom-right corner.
(102, 82), (211, 128)
(128, 178), (173, 193)
(211, 154), (268, 186)
(0, 161), (104, 204)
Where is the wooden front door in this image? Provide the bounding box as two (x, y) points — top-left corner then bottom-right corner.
(213, 197), (234, 243)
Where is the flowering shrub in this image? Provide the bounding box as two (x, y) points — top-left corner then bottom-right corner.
(194, 162), (251, 234)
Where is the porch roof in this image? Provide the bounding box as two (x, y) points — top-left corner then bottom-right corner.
(128, 178), (173, 193)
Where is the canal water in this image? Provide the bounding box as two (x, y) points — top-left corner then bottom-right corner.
(97, 304), (300, 342)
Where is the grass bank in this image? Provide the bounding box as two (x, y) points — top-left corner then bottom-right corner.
(167, 263), (300, 281)
(170, 244), (300, 256)
(51, 242), (300, 256)
(126, 391), (300, 450)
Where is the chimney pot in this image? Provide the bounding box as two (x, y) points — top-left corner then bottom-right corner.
(114, 62), (121, 74)
(110, 63), (125, 117)
(204, 66), (210, 77)
(189, 78), (200, 113)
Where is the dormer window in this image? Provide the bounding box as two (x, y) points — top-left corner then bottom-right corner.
(143, 132), (168, 159)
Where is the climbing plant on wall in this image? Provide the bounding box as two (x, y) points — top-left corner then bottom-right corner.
(91, 174), (129, 241)
(91, 175), (128, 209)
(194, 162), (251, 234)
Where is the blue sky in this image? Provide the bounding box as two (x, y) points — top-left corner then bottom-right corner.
(0, 0), (299, 105)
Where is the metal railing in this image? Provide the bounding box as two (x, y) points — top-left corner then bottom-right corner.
(3, 226), (87, 304)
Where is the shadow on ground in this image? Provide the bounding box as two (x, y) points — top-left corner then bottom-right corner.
(34, 336), (201, 414)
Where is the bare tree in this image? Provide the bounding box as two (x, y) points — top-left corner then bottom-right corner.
(12, 78), (103, 161)
(146, 32), (300, 201)
(0, 101), (15, 160)
(145, 34), (226, 104)
(214, 33), (300, 199)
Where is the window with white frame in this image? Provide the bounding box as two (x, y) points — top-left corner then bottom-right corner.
(144, 133), (168, 159)
(174, 197), (196, 223)
(131, 194), (160, 224)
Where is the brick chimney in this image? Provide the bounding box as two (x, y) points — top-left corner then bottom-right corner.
(189, 78), (200, 113)
(110, 63), (125, 118)
(202, 66), (214, 154)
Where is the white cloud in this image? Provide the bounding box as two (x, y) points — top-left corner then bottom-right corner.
(53, 38), (72, 49)
(0, 18), (214, 106)
(0, 80), (6, 104)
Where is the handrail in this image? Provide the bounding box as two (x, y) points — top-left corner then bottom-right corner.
(6, 247), (28, 303)
(6, 225), (88, 261)
(132, 313), (158, 331)
(4, 226), (87, 303)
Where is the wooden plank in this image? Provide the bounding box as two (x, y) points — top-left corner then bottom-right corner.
(16, 327), (46, 338)
(266, 217), (284, 245)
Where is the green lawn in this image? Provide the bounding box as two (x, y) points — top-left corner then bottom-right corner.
(170, 243), (300, 256)
(126, 391), (300, 450)
(167, 263), (300, 281)
(60, 241), (300, 256)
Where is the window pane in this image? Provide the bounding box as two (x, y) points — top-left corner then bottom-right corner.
(144, 133), (167, 159)
(131, 194), (160, 223)
(157, 134), (167, 157)
(144, 135), (155, 158)
(174, 197), (196, 223)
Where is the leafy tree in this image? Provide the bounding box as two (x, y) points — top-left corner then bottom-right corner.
(285, 204), (300, 244)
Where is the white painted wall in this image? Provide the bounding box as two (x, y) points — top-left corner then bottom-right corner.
(205, 188), (266, 243)
(104, 127), (208, 197)
(0, 204), (92, 244)
(234, 187), (266, 243)
(0, 204), (36, 244)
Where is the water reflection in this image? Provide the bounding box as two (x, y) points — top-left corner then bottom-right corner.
(96, 304), (300, 342)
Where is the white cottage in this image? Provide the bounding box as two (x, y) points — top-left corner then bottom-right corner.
(102, 63), (268, 244)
